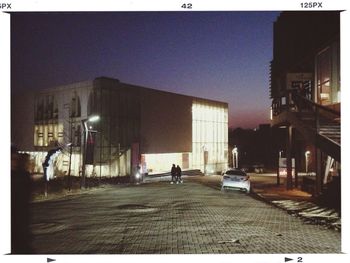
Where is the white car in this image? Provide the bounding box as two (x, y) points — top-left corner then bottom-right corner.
(221, 169), (251, 193)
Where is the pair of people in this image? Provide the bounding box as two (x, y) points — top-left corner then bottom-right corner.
(170, 164), (182, 184)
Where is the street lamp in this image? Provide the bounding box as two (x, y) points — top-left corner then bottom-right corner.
(232, 146), (238, 168)
(305, 150), (311, 174)
(81, 115), (100, 189)
(277, 150), (283, 186)
(202, 144), (207, 175)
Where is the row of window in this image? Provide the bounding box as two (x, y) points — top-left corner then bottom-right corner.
(35, 92), (82, 121)
(34, 123), (82, 147)
(34, 124), (64, 147)
(316, 42), (340, 105)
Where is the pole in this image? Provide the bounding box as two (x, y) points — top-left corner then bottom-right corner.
(294, 142), (299, 188)
(67, 119), (73, 191)
(43, 166), (48, 197)
(68, 143), (73, 191)
(232, 147), (238, 169)
(232, 150), (234, 168)
(277, 151), (281, 185)
(236, 151), (238, 168)
(315, 147), (322, 197)
(81, 119), (88, 189)
(286, 126), (293, 190)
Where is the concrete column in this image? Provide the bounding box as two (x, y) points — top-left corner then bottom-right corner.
(294, 140), (300, 188)
(286, 125), (293, 190)
(315, 148), (323, 196)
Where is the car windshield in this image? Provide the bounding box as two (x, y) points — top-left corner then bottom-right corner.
(225, 170), (246, 176)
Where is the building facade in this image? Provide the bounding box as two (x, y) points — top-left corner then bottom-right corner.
(270, 11), (340, 198)
(14, 77), (228, 178)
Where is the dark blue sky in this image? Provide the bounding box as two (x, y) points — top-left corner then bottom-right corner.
(11, 11), (280, 128)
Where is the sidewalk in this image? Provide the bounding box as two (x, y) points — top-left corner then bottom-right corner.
(250, 174), (313, 202)
(249, 174), (341, 231)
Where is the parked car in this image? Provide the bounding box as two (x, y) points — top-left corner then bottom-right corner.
(221, 168), (251, 193)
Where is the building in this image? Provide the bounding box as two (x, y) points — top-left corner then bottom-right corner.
(12, 77), (228, 178)
(270, 11), (340, 198)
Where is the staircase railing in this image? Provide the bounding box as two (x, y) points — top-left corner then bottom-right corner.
(290, 91), (340, 133)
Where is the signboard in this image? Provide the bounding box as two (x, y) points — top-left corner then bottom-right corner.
(286, 73), (312, 90)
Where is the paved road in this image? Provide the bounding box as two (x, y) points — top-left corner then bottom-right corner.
(30, 179), (341, 254)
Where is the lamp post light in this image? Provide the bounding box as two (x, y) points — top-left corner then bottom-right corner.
(232, 146), (238, 169)
(81, 115), (100, 189)
(305, 150), (311, 174)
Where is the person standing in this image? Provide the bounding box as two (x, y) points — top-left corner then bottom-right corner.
(170, 164), (176, 183)
(176, 165), (182, 184)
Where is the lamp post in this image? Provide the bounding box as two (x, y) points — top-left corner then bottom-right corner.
(232, 146), (238, 168)
(305, 150), (311, 174)
(202, 145), (207, 175)
(277, 150), (283, 185)
(81, 115), (100, 189)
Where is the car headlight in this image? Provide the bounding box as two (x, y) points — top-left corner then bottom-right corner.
(135, 172), (141, 179)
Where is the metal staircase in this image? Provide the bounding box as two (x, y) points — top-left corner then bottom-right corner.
(272, 92), (340, 162)
(294, 93), (340, 162)
(319, 124), (340, 145)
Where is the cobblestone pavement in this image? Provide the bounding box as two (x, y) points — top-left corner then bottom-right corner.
(187, 174), (341, 231)
(30, 179), (341, 254)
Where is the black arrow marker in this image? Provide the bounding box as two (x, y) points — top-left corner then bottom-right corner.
(285, 257), (293, 262)
(47, 258), (56, 263)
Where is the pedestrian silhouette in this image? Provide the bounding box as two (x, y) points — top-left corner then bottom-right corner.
(176, 165), (182, 183)
(171, 164), (176, 183)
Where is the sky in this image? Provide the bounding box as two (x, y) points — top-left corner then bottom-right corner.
(11, 11), (280, 129)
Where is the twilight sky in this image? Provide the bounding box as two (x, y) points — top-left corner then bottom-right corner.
(11, 11), (280, 128)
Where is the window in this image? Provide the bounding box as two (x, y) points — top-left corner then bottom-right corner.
(316, 42), (340, 106)
(70, 91), (81, 117)
(35, 98), (44, 121)
(316, 48), (331, 105)
(34, 123), (63, 147)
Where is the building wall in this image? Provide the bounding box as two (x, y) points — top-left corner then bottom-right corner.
(29, 81), (95, 177)
(14, 77), (228, 177)
(192, 99), (228, 173)
(270, 11), (340, 101)
(139, 88), (192, 154)
(33, 80), (93, 149)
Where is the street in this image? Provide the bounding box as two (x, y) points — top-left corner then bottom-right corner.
(30, 177), (341, 254)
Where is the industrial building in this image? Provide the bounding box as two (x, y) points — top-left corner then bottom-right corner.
(13, 77), (228, 178)
(270, 11), (340, 199)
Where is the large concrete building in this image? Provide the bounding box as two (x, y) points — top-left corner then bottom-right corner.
(12, 77), (228, 178)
